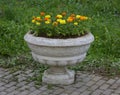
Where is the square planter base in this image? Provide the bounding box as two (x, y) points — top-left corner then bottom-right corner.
(42, 68), (75, 85)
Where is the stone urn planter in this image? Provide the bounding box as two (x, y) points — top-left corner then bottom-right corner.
(24, 32), (94, 85)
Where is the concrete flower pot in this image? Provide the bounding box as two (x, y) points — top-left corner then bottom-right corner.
(24, 32), (94, 85)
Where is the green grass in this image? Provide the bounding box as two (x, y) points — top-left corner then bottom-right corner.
(0, 0), (120, 76)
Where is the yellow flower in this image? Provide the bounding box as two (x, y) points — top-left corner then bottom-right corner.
(44, 17), (49, 21)
(76, 15), (81, 19)
(80, 16), (88, 20)
(45, 15), (51, 18)
(67, 17), (74, 22)
(56, 14), (63, 19)
(59, 20), (66, 24)
(45, 21), (50, 24)
(36, 22), (40, 25)
(32, 20), (36, 23)
(36, 17), (42, 21)
(74, 22), (78, 25)
(57, 19), (62, 22)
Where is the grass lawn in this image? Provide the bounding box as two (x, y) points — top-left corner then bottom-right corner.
(0, 0), (120, 77)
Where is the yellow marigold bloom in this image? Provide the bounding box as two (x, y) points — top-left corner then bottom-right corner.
(80, 16), (88, 20)
(45, 15), (51, 18)
(45, 21), (50, 24)
(74, 22), (78, 25)
(57, 19), (62, 22)
(76, 15), (81, 19)
(59, 20), (66, 24)
(67, 17), (74, 22)
(36, 17), (41, 21)
(52, 21), (58, 26)
(67, 18), (73, 22)
(36, 22), (40, 25)
(32, 20), (36, 23)
(56, 15), (63, 19)
(44, 17), (49, 21)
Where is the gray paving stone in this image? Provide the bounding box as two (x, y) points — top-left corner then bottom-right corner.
(4, 74), (13, 79)
(81, 90), (92, 95)
(111, 94), (120, 95)
(110, 83), (119, 89)
(18, 85), (30, 91)
(93, 76), (102, 81)
(12, 70), (22, 75)
(19, 90), (29, 95)
(82, 77), (91, 82)
(0, 86), (5, 91)
(114, 88), (120, 94)
(38, 85), (47, 91)
(70, 91), (80, 95)
(60, 94), (68, 95)
(5, 86), (17, 93)
(25, 70), (33, 74)
(77, 86), (88, 92)
(96, 79), (105, 86)
(29, 86), (36, 92)
(44, 89), (53, 94)
(107, 79), (116, 84)
(91, 89), (103, 95)
(103, 89), (114, 95)
(1, 78), (9, 83)
(52, 89), (64, 95)
(16, 81), (27, 87)
(116, 79), (120, 84)
(4, 82), (16, 87)
(86, 80), (96, 86)
(89, 84), (99, 90)
(3, 71), (10, 76)
(40, 91), (50, 95)
(99, 84), (110, 90)
(0, 75), (2, 78)
(0, 91), (7, 95)
(18, 76), (27, 82)
(73, 82), (84, 88)
(64, 85), (76, 91)
(6, 90), (19, 95)
(64, 87), (76, 94)
(27, 82), (35, 87)
(0, 82), (5, 87)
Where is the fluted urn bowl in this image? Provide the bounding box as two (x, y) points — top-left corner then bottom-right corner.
(24, 32), (94, 85)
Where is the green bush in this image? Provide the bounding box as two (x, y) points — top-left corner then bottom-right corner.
(0, 20), (30, 56)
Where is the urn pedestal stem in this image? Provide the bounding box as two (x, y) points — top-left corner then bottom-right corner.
(47, 66), (67, 74)
(42, 66), (75, 85)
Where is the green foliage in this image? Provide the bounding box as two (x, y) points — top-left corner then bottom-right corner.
(0, 20), (30, 56)
(71, 57), (120, 76)
(0, 0), (120, 76)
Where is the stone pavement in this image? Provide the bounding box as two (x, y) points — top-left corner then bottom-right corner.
(0, 68), (120, 95)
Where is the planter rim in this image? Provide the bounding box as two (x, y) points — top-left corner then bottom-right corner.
(24, 32), (94, 46)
